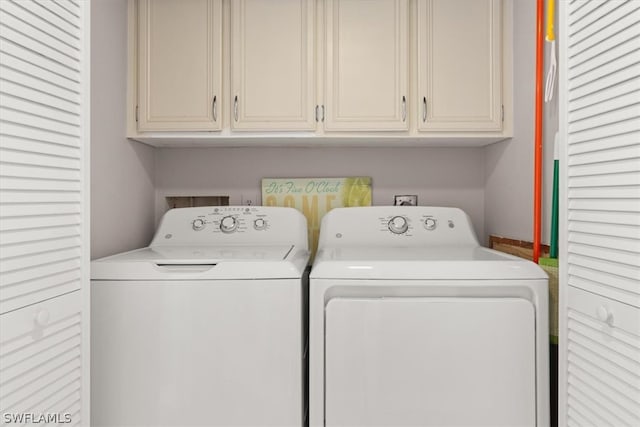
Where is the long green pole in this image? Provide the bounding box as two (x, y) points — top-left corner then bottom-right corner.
(550, 133), (559, 258)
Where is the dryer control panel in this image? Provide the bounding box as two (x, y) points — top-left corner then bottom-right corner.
(318, 206), (479, 248)
(150, 206), (308, 250)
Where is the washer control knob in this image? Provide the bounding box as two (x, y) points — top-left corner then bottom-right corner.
(388, 216), (409, 234)
(192, 218), (206, 231)
(424, 218), (437, 231)
(220, 216), (238, 233)
(254, 218), (267, 230)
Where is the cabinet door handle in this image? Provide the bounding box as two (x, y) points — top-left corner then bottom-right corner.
(422, 97), (427, 122)
(401, 96), (407, 122)
(234, 96), (239, 122)
(212, 95), (217, 122)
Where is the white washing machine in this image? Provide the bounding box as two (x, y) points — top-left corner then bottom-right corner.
(310, 206), (549, 427)
(91, 206), (309, 426)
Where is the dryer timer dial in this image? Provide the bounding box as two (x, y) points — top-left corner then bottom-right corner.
(388, 216), (409, 234)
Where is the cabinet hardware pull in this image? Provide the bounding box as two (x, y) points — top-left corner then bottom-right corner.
(422, 97), (427, 122)
(234, 96), (238, 122)
(315, 105), (319, 122)
(321, 105), (325, 122)
(402, 96), (407, 122)
(212, 95), (217, 122)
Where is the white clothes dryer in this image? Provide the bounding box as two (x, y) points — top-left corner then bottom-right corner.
(310, 206), (549, 427)
(91, 206), (309, 426)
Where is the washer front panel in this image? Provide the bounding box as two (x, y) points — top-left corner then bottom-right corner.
(91, 279), (303, 426)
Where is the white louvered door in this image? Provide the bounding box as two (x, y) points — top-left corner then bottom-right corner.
(0, 0), (90, 425)
(558, 1), (640, 426)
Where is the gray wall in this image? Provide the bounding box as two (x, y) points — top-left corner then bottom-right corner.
(155, 147), (486, 241)
(91, 0), (156, 259)
(484, 0), (557, 245)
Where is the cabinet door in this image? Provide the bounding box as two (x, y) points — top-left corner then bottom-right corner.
(231, 0), (315, 131)
(324, 0), (409, 131)
(137, 0), (222, 131)
(417, 0), (502, 131)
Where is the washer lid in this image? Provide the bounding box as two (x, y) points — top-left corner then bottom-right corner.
(91, 245), (309, 280)
(102, 245), (294, 263)
(311, 246), (547, 280)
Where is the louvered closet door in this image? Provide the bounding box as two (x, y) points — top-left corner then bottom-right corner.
(0, 292), (83, 424)
(0, 0), (89, 424)
(559, 0), (640, 425)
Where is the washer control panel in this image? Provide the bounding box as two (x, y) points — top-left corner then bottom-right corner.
(151, 206), (308, 249)
(319, 206), (478, 247)
(189, 207), (271, 235)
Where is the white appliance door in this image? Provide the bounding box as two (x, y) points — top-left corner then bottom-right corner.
(91, 279), (302, 426)
(325, 297), (536, 426)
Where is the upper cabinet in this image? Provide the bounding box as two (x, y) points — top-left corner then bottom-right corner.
(324, 0), (408, 131)
(128, 0), (511, 146)
(231, 0), (315, 131)
(137, 0), (222, 131)
(417, 0), (502, 131)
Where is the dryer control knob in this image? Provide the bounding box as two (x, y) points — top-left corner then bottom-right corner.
(192, 218), (206, 231)
(388, 216), (409, 234)
(220, 216), (238, 233)
(424, 218), (437, 231)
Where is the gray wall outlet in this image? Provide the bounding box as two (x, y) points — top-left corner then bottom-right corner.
(394, 195), (418, 206)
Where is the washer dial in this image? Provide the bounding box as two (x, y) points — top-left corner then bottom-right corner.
(220, 216), (238, 233)
(388, 216), (409, 234)
(192, 218), (206, 231)
(253, 218), (267, 230)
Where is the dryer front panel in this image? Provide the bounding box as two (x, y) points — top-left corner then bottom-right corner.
(324, 297), (536, 426)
